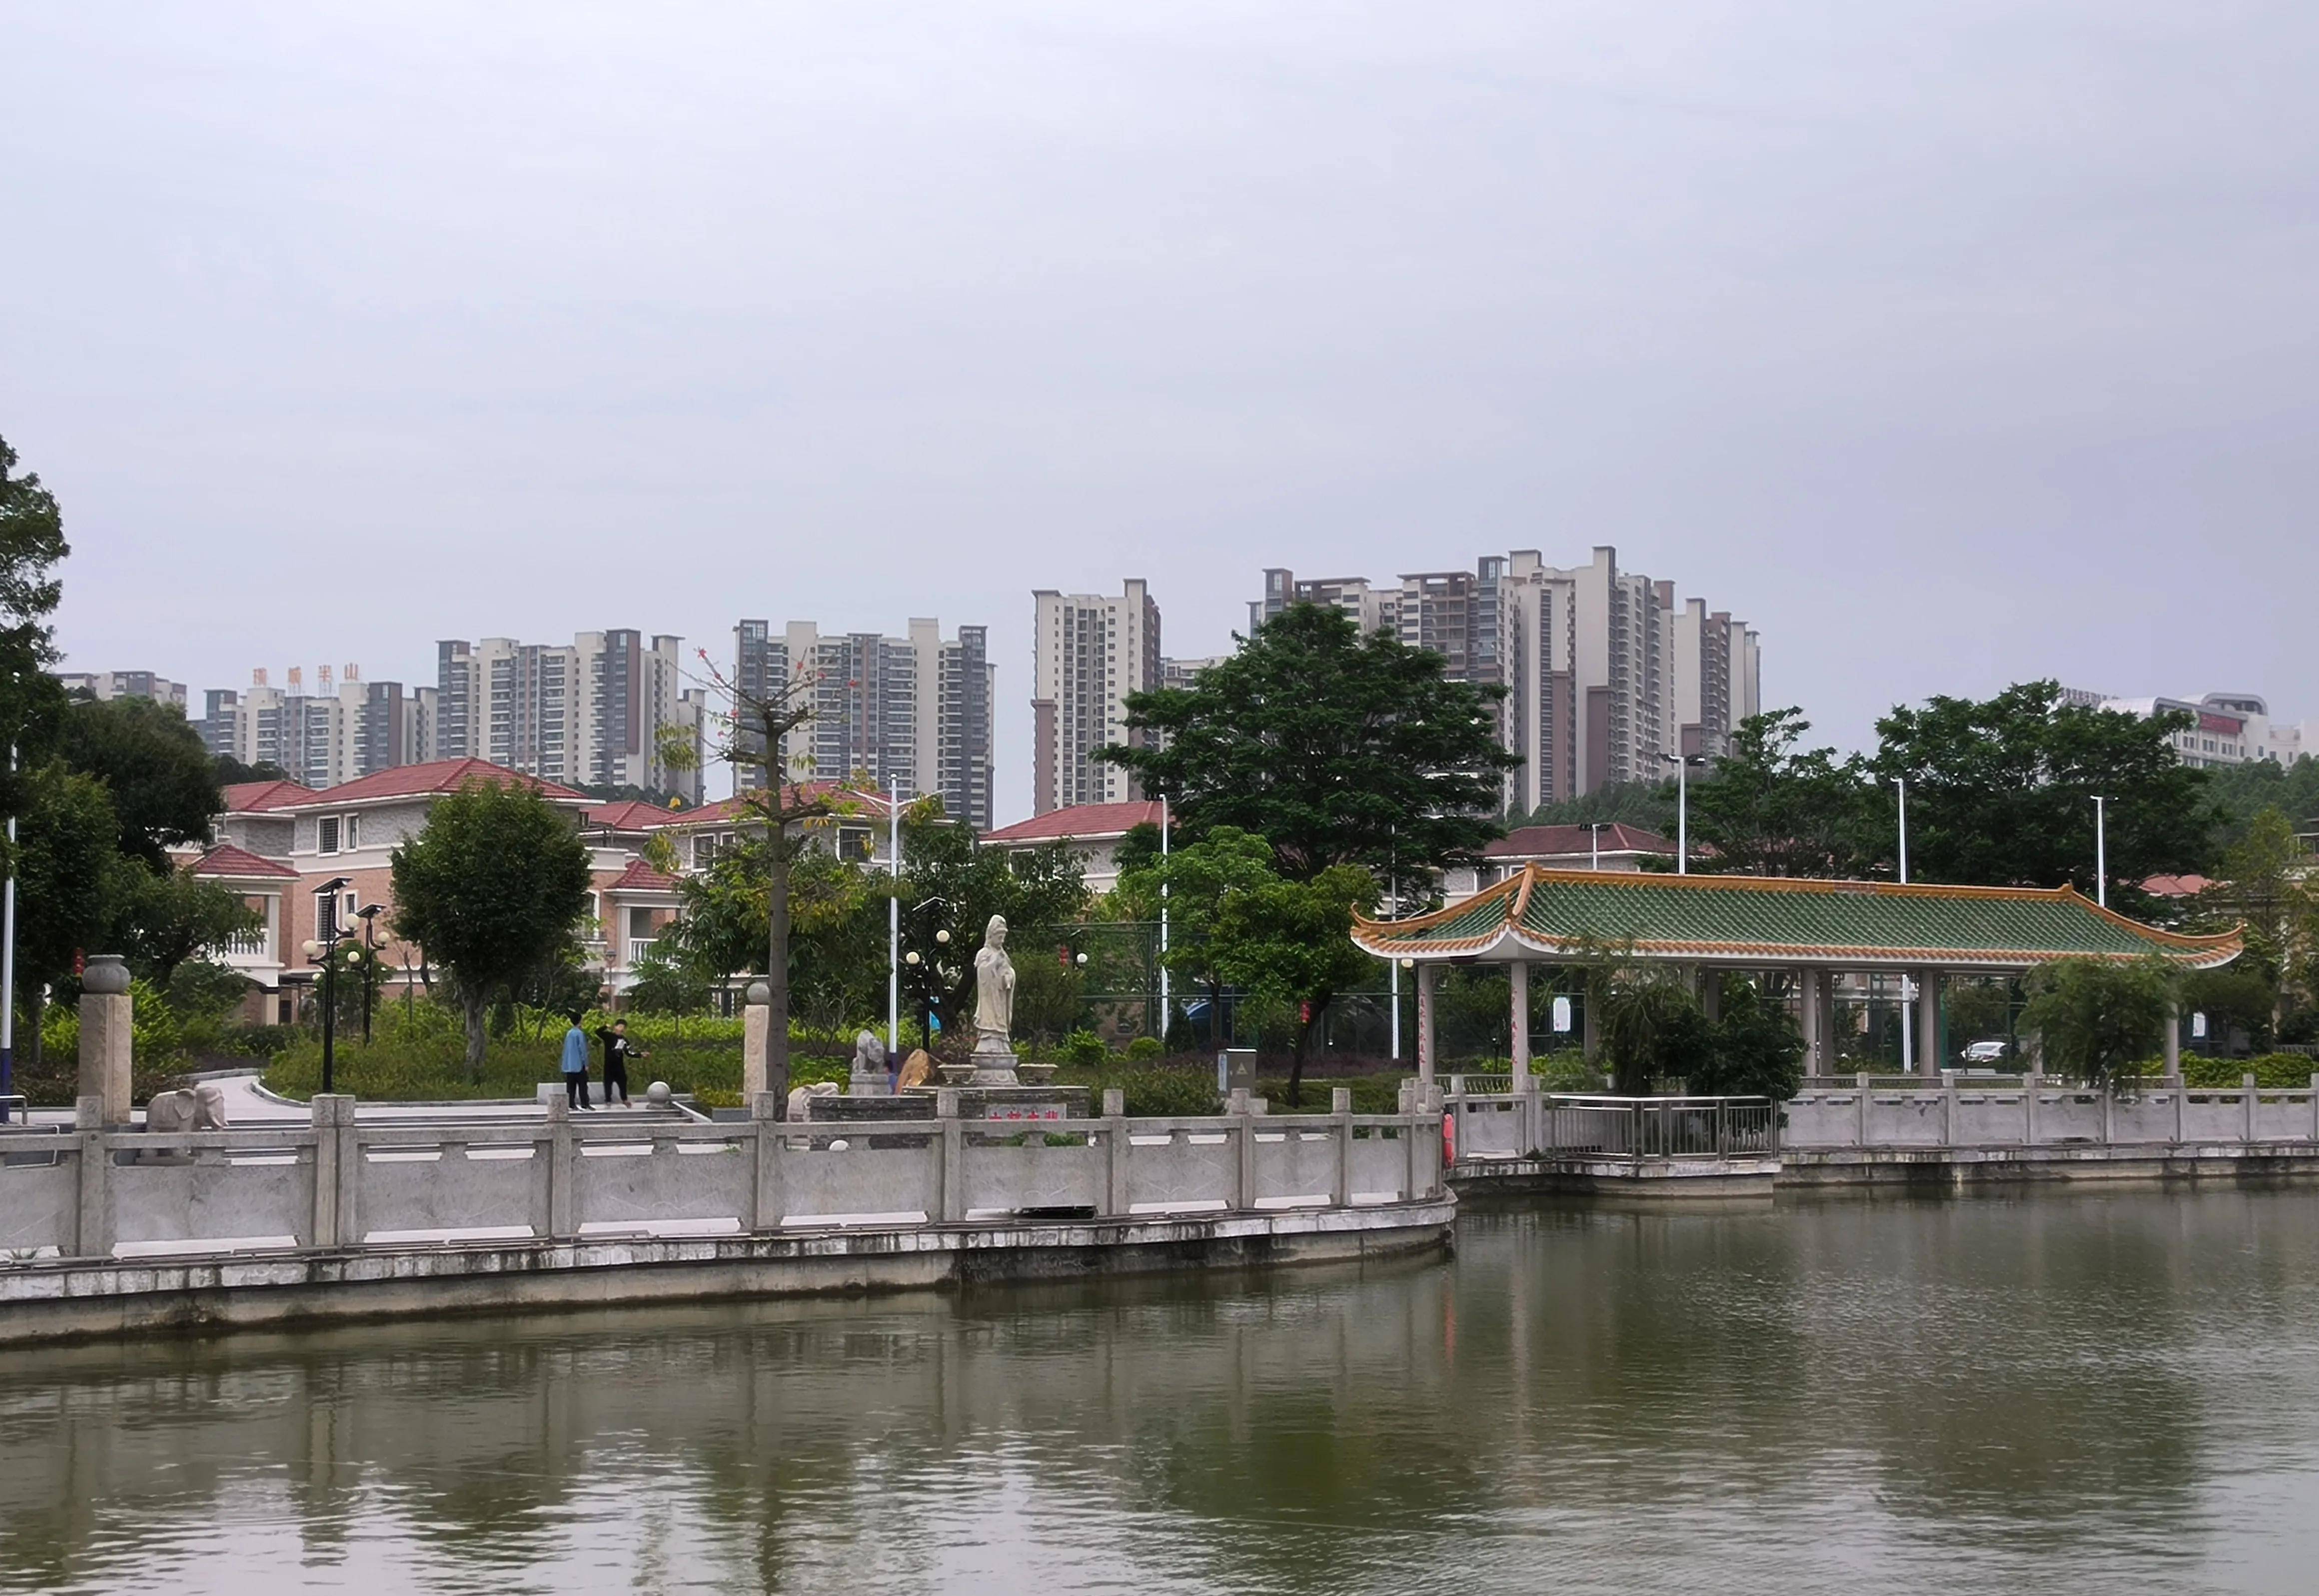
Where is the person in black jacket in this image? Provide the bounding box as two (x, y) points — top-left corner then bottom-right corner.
(594, 1018), (649, 1107)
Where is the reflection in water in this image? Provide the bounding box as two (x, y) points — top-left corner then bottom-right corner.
(4, 1190), (2319, 1593)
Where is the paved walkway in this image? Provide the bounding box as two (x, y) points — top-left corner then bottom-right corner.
(9, 1069), (693, 1128)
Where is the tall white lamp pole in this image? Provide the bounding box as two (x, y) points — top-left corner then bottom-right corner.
(2092, 795), (2108, 908)
(887, 778), (901, 1056)
(1158, 795), (1170, 1043)
(1896, 775), (1908, 885)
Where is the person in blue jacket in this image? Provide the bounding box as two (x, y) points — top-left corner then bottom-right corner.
(560, 1017), (593, 1110)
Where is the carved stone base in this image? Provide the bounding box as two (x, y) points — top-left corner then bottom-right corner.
(968, 1036), (1021, 1087)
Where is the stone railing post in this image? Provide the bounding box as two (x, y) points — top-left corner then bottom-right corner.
(1331, 1087), (1352, 1207)
(545, 1094), (577, 1241)
(1941, 1069), (1958, 1147)
(2173, 1078), (2186, 1146)
(749, 1091), (783, 1231)
(72, 1096), (110, 1259)
(309, 1094), (357, 1249)
(2309, 1074), (2318, 1143)
(77, 954), (134, 1126)
(742, 981), (771, 1101)
(1855, 1072), (1871, 1147)
(2101, 1083), (2114, 1144)
(1100, 1088), (1127, 1218)
(1228, 1088), (1254, 1210)
(938, 1091), (966, 1223)
(2024, 1071), (2041, 1146)
(2244, 1073), (2258, 1144)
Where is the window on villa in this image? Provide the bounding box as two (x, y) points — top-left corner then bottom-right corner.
(318, 816), (340, 854)
(344, 813), (359, 849)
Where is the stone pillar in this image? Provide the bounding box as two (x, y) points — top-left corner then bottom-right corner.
(77, 954), (134, 1125)
(1416, 963), (1437, 1090)
(1509, 962), (1530, 1082)
(742, 980), (771, 1100)
(1698, 966), (1721, 1022)
(1582, 984), (1601, 1063)
(2163, 996), (2182, 1083)
(1916, 970), (1942, 1078)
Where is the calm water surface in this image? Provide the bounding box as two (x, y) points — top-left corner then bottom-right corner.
(6, 1190), (2319, 1594)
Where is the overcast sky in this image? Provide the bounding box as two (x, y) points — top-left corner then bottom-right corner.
(6, 1), (2315, 818)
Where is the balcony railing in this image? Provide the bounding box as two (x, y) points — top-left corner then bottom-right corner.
(625, 938), (658, 968)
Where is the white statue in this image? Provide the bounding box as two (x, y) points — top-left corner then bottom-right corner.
(973, 914), (1015, 1048)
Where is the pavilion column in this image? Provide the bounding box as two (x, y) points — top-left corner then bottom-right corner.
(1799, 967), (1824, 1076)
(1509, 962), (1531, 1082)
(2163, 996), (2182, 1083)
(1916, 970), (1942, 1077)
(1417, 963), (1438, 1091)
(1698, 965), (1721, 1021)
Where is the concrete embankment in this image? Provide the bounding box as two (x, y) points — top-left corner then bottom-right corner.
(0, 1201), (1455, 1347)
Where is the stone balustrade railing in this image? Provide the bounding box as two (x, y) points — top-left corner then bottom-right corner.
(0, 1092), (1445, 1262)
(1786, 1070), (2319, 1150)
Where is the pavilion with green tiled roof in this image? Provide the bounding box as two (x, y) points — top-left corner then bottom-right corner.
(1352, 865), (2242, 1082)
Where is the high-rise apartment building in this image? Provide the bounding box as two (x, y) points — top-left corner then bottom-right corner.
(1031, 580), (1161, 815)
(435, 632), (697, 801)
(199, 668), (437, 789)
(55, 671), (188, 708)
(1254, 549), (1760, 810)
(729, 618), (995, 831)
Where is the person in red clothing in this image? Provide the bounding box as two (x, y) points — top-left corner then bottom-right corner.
(593, 1018), (649, 1107)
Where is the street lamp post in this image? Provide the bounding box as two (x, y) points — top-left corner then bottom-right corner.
(1, 744), (15, 1123)
(2092, 796), (2109, 908)
(1662, 753), (1704, 874)
(356, 904), (384, 1045)
(302, 877), (351, 1094)
(887, 778), (901, 1059)
(1158, 794), (1170, 1048)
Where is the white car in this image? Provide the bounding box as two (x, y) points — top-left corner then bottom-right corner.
(1960, 1040), (2008, 1065)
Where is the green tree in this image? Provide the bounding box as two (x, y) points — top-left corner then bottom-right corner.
(626, 944), (714, 1018)
(214, 754), (293, 788)
(0, 433), (71, 868)
(1689, 710), (1875, 877)
(1592, 972), (1712, 1097)
(1115, 825), (1279, 1050)
(2199, 806), (2311, 1031)
(673, 654), (879, 1111)
(1692, 979), (1805, 1100)
(107, 862), (260, 987)
(1098, 604), (1517, 885)
(1519, 778), (1676, 833)
(1871, 683), (2216, 906)
(1211, 863), (1378, 1106)
(2206, 755), (2319, 854)
(56, 696), (222, 866)
(2176, 965), (2277, 1054)
(2019, 956), (2173, 1094)
(389, 780), (594, 1077)
(894, 819), (1087, 1049)
(11, 762), (127, 1067)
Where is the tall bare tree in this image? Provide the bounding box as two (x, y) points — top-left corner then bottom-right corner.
(671, 651), (867, 1115)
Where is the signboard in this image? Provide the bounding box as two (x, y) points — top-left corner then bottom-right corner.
(2192, 1011), (2208, 1039)
(2198, 712), (2243, 735)
(1551, 995), (1573, 1034)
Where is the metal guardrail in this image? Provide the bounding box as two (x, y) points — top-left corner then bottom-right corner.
(1441, 1084), (1776, 1164)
